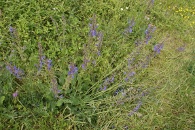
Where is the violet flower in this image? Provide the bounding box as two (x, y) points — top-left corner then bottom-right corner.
(128, 101), (142, 116)
(9, 26), (14, 33)
(82, 58), (89, 70)
(39, 56), (45, 70)
(6, 63), (24, 79)
(68, 64), (78, 79)
(124, 71), (136, 82)
(13, 91), (18, 98)
(177, 44), (186, 52)
(100, 76), (115, 91)
(153, 43), (164, 54)
(125, 19), (135, 34)
(113, 87), (124, 96)
(47, 59), (52, 70)
(89, 15), (98, 37)
(9, 26), (16, 37)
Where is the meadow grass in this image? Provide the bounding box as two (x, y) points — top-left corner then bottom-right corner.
(0, 0), (195, 129)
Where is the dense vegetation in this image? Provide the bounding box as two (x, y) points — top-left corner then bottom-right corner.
(0, 0), (194, 129)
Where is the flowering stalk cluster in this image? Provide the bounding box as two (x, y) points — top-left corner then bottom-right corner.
(37, 42), (61, 98)
(6, 63), (24, 79)
(82, 15), (103, 70)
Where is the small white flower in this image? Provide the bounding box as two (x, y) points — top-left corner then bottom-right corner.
(120, 8), (124, 11)
(126, 7), (129, 10)
(53, 8), (56, 10)
(145, 16), (150, 20)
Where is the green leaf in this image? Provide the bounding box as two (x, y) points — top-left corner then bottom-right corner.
(56, 99), (72, 107)
(87, 117), (91, 124)
(0, 96), (5, 105)
(56, 99), (64, 107)
(70, 96), (81, 105)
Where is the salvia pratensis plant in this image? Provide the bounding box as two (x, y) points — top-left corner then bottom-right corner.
(1, 5), (171, 128)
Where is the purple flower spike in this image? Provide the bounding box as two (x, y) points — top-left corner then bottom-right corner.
(126, 19), (135, 34)
(129, 71), (136, 77)
(128, 101), (142, 116)
(124, 71), (136, 82)
(6, 63), (24, 79)
(89, 15), (98, 37)
(153, 43), (164, 54)
(82, 63), (86, 70)
(177, 47), (185, 52)
(47, 59), (52, 70)
(90, 29), (97, 37)
(103, 86), (107, 91)
(100, 85), (107, 91)
(145, 24), (156, 44)
(177, 44), (186, 52)
(9, 26), (14, 33)
(82, 59), (89, 70)
(100, 76), (115, 91)
(68, 64), (78, 79)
